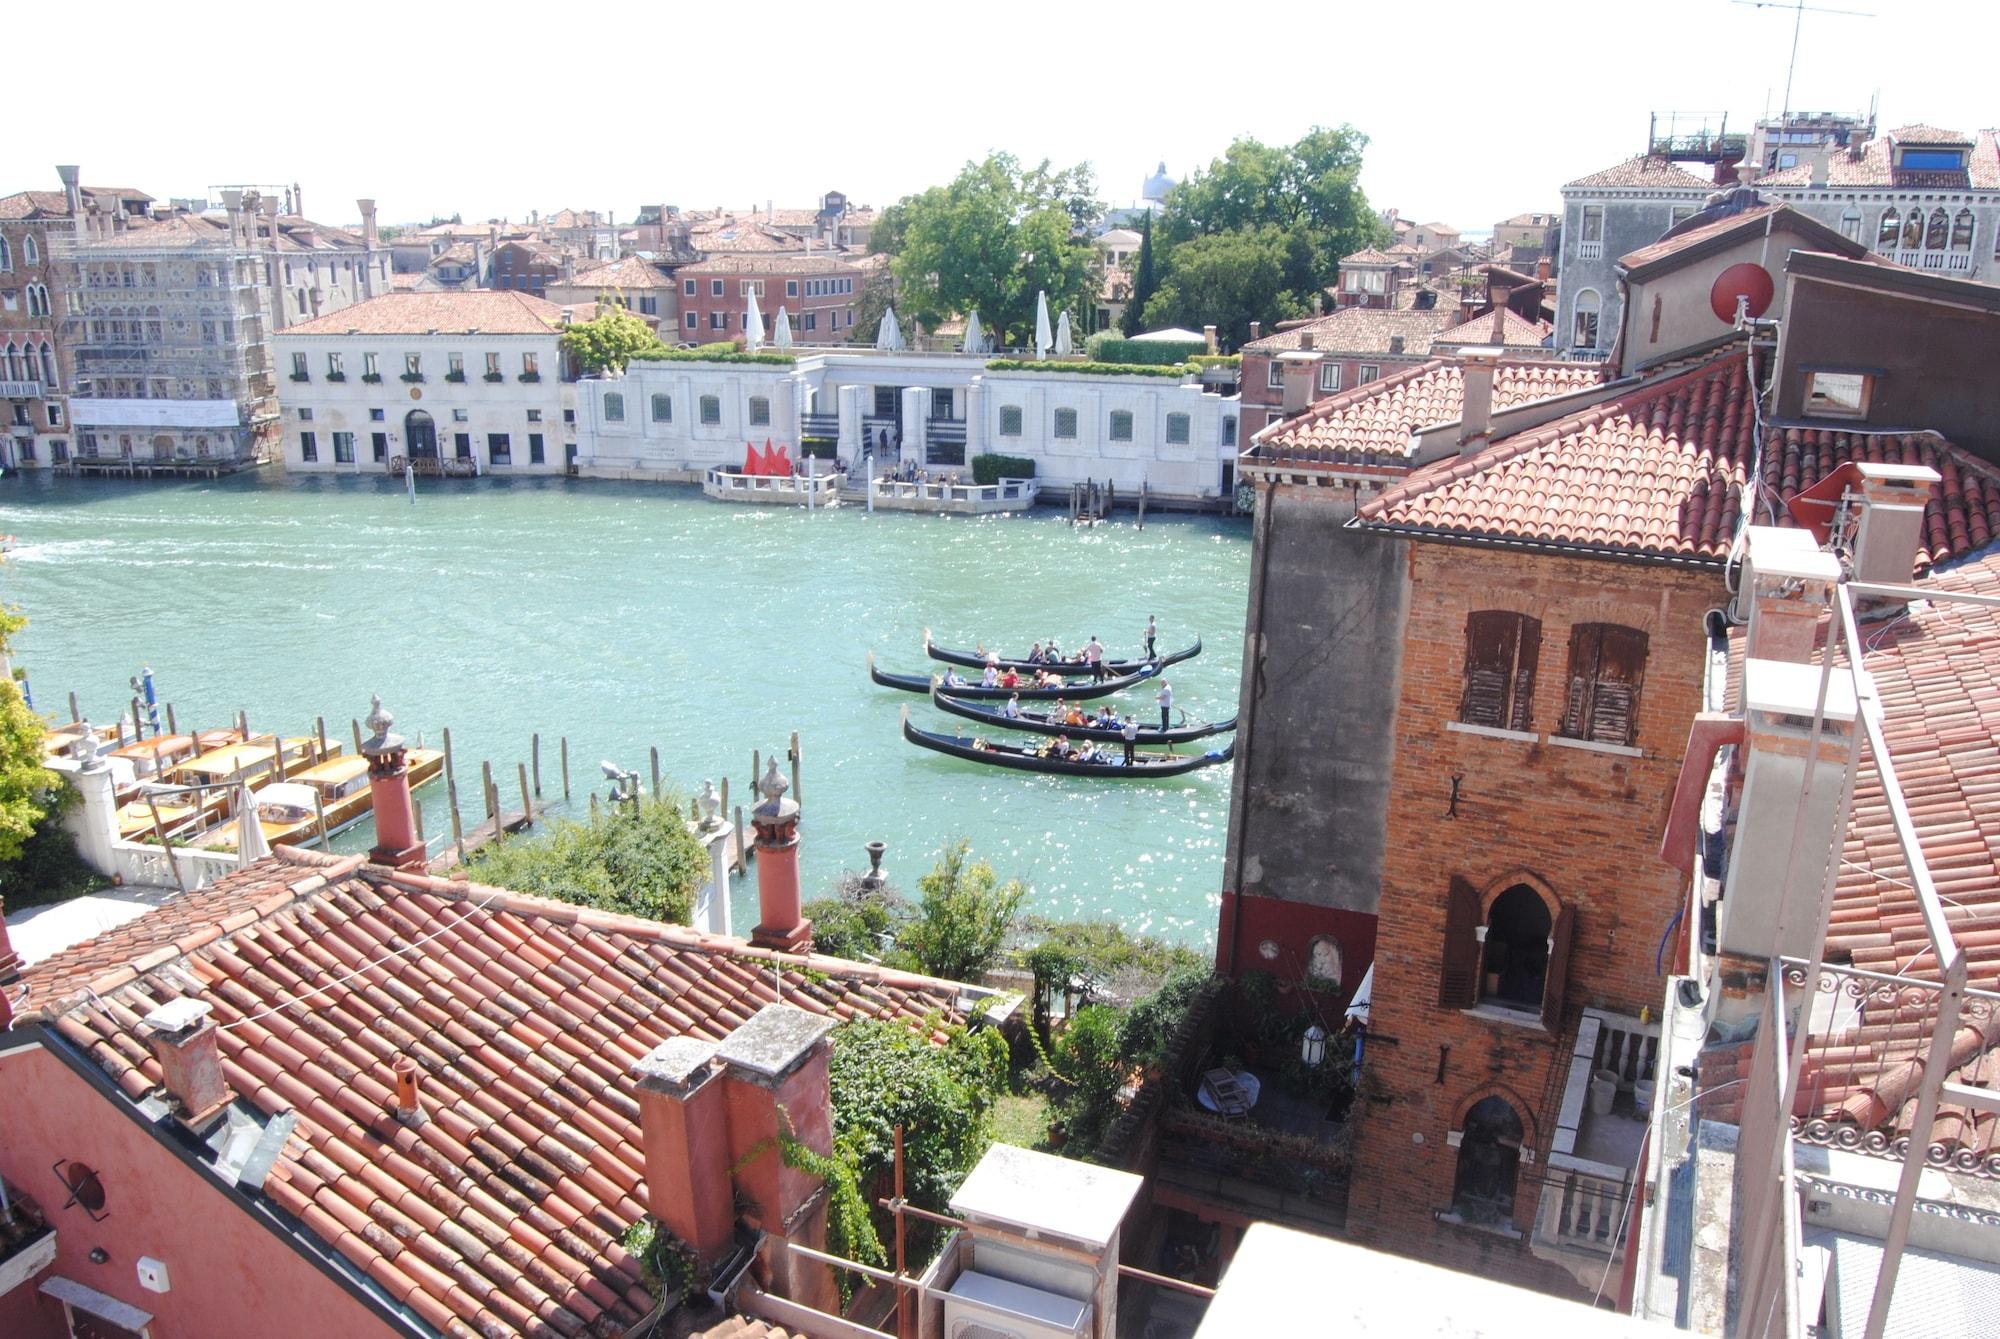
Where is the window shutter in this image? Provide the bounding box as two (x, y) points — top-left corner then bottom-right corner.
(1590, 626), (1648, 746)
(1510, 617), (1541, 732)
(1460, 612), (1518, 728)
(1439, 876), (1482, 1008)
(1562, 623), (1600, 738)
(1541, 900), (1575, 1032)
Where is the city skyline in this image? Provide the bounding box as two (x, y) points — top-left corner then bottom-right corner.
(20, 0), (1996, 232)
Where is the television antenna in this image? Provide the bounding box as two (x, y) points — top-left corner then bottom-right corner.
(1733, 0), (1876, 124)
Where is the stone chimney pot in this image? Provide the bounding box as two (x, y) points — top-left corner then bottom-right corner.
(141, 997), (230, 1125)
(1455, 347), (1502, 455)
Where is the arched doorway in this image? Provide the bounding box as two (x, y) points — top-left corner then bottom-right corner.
(1451, 1095), (1524, 1227)
(404, 409), (438, 460)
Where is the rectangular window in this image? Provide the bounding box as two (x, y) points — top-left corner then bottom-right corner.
(1053, 407), (1078, 439)
(521, 352), (538, 377)
(488, 432), (512, 465)
(1222, 416), (1238, 446)
(1668, 205), (1697, 229)
(603, 392), (625, 422)
(1319, 364), (1341, 393)
(529, 432), (545, 464)
(332, 431), (355, 463)
(1108, 410), (1134, 441)
(485, 352), (500, 376)
(1266, 360), (1284, 389)
(685, 312), (698, 329)
(1805, 371), (1871, 419)
(299, 430), (318, 462)
(297, 407), (314, 422)
(405, 353), (421, 376)
(684, 277), (697, 296)
(1559, 624), (1648, 746)
(999, 405), (1023, 437)
(638, 295), (658, 315)
(805, 311), (817, 331)
(748, 396), (771, 426)
(452, 409), (469, 423)
(1165, 412), (1191, 444)
(526, 409), (542, 423)
(932, 388), (953, 419)
(710, 312), (724, 330)
(786, 279), (799, 297)
(48, 403), (63, 427)
(1579, 204), (1605, 243)
(710, 279), (724, 297)
(369, 407), (385, 422)
(700, 395), (721, 425)
(327, 352), (343, 377)
(454, 432), (472, 458)
(651, 393), (672, 423)
(371, 431), (388, 461)
(1358, 365), (1380, 384)
(1460, 610), (1540, 731)
(291, 352), (308, 379)
(449, 352), (464, 377)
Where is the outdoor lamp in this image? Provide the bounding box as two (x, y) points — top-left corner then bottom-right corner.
(1301, 1024), (1328, 1068)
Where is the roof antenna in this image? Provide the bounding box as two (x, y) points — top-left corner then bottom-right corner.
(1732, 1), (1876, 125)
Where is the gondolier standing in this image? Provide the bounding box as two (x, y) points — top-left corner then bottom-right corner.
(1122, 715), (1138, 765)
(1156, 680), (1173, 732)
(1145, 615), (1157, 660)
(1085, 635), (1107, 681)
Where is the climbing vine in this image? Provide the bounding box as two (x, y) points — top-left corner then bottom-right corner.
(779, 1131), (884, 1305)
(620, 1217), (698, 1305)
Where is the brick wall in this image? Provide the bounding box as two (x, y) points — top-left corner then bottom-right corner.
(1341, 541), (1721, 1286)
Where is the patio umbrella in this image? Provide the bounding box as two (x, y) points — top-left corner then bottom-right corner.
(1054, 310), (1073, 356)
(962, 309), (983, 354)
(745, 289), (766, 350)
(1034, 290), (1052, 359)
(234, 782), (270, 867)
(773, 305), (793, 349)
(876, 307), (905, 351)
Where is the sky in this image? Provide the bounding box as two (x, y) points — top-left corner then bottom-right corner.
(16, 0), (1995, 233)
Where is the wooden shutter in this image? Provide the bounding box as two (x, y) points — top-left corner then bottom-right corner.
(1562, 623), (1599, 739)
(1509, 616), (1541, 732)
(1461, 612), (1519, 728)
(1439, 876), (1482, 1009)
(1562, 624), (1648, 746)
(1541, 900), (1576, 1032)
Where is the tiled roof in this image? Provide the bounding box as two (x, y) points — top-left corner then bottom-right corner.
(278, 290), (566, 337)
(1339, 247), (1402, 266)
(1251, 359), (1603, 469)
(1428, 307), (1550, 350)
(1243, 307), (1455, 356)
(678, 252), (873, 276)
(1355, 346), (2000, 566)
(18, 847), (967, 1337)
(1888, 124), (1976, 146)
(72, 213), (232, 251)
(0, 190), (70, 221)
(568, 256), (675, 290)
(1563, 155), (1716, 192)
(1756, 129), (2000, 190)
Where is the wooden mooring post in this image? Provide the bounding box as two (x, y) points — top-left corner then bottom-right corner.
(560, 736), (571, 800)
(413, 797), (426, 848)
(165, 702), (178, 735)
(518, 762), (533, 825)
(734, 805), (747, 873)
(531, 733), (542, 797)
(352, 718), (363, 755)
(68, 691), (80, 724)
(650, 746), (661, 799)
(481, 761), (497, 824)
(789, 731), (801, 803)
(442, 728), (466, 862)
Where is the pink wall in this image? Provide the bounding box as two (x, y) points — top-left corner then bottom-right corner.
(0, 1041), (397, 1339)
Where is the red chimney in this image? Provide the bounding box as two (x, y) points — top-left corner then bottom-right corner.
(748, 759), (811, 953)
(0, 895), (22, 1031)
(360, 696), (426, 871)
(140, 997), (230, 1126)
(633, 1037), (736, 1265)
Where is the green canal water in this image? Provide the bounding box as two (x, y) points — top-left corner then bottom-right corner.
(0, 472), (1250, 945)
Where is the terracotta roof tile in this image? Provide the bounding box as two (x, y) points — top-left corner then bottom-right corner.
(1339, 247), (1402, 266)
(567, 256), (675, 290)
(1563, 155), (1716, 192)
(677, 253), (877, 276)
(279, 291), (566, 337)
(18, 848), (968, 1337)
(1428, 307), (1550, 350)
(1243, 308), (1455, 356)
(1355, 346), (2000, 566)
(1756, 129), (2000, 190)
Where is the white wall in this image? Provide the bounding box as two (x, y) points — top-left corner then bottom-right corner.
(978, 372), (1239, 498)
(577, 360), (809, 473)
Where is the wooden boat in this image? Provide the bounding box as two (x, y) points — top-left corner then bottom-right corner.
(207, 747), (445, 848)
(119, 735), (337, 841)
(117, 781), (235, 842)
(932, 685), (1235, 744)
(167, 735), (335, 789)
(870, 652), (1154, 702)
(44, 719), (129, 760)
(108, 729), (244, 784)
(924, 629), (1201, 675)
(900, 708), (1233, 778)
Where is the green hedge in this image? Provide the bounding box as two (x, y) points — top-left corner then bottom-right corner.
(971, 453), (1035, 484)
(631, 343), (797, 366)
(1188, 353), (1241, 369)
(984, 359), (1188, 379)
(1089, 337), (1206, 365)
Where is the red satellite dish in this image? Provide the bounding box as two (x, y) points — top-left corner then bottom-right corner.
(1710, 262), (1775, 323)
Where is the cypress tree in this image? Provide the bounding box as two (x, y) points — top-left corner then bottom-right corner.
(1124, 213), (1157, 336)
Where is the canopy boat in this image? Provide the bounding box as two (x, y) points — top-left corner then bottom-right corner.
(167, 735), (336, 789)
(117, 781), (234, 842)
(900, 708), (1233, 778)
(205, 747), (445, 849)
(108, 729), (244, 787)
(923, 629), (1201, 675)
(869, 653), (1153, 701)
(932, 685), (1235, 744)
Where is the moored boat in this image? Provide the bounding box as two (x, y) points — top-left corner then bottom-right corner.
(932, 685), (1234, 744)
(924, 629), (1201, 675)
(900, 707), (1232, 778)
(206, 747), (447, 848)
(869, 653), (1154, 701)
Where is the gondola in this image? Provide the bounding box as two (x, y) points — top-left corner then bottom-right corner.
(901, 708), (1232, 778)
(868, 652), (1153, 701)
(932, 684), (1234, 745)
(924, 629), (1201, 676)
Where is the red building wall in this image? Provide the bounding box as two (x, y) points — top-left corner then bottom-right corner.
(0, 1041), (395, 1339)
(675, 266), (862, 343)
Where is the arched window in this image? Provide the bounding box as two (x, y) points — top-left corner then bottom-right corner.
(22, 234), (38, 265)
(1952, 209), (1975, 252)
(26, 284), (49, 317)
(1902, 208), (1924, 250)
(1306, 936), (1342, 989)
(1451, 1096), (1525, 1227)
(0, 236), (10, 271)
(602, 391), (625, 422)
(650, 393), (671, 423)
(1876, 207), (1901, 249)
(40, 342), (57, 389)
(1925, 208), (1950, 251)
(1439, 875), (1574, 1028)
(1571, 289), (1601, 348)
(1481, 885), (1552, 1010)
(4, 343), (20, 381)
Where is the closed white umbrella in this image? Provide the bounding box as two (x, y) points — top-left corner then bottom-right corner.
(1055, 310), (1073, 356)
(234, 782), (270, 867)
(745, 289), (766, 350)
(876, 307), (905, 351)
(962, 309), (983, 354)
(773, 305), (793, 349)
(1034, 290), (1052, 359)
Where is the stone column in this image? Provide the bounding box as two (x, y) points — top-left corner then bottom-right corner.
(360, 696), (426, 871)
(836, 384), (863, 459)
(900, 385), (928, 467)
(64, 726), (121, 878)
(964, 379), (985, 457)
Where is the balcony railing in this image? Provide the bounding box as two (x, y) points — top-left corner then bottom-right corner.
(1888, 249), (1975, 273)
(1532, 1007), (1657, 1287)
(1153, 1105), (1349, 1232)
(0, 380), (44, 399)
(1577, 240), (1604, 260)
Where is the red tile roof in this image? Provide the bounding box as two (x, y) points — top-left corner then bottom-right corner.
(1339, 247), (1402, 266)
(17, 848), (967, 1337)
(1242, 307), (1455, 356)
(1563, 156), (1716, 192)
(566, 256), (676, 291)
(678, 253), (875, 276)
(279, 290), (567, 337)
(1756, 129), (2000, 190)
(1888, 124), (1976, 146)
(1249, 359), (1605, 470)
(1355, 347), (2000, 567)
(1428, 307), (1550, 350)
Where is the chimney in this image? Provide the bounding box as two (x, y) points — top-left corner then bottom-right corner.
(357, 198), (378, 249)
(0, 895), (21, 1031)
(140, 997), (231, 1126)
(1844, 463), (1940, 590)
(562, 252), (577, 284)
(1279, 348), (1320, 415)
(1737, 526), (1840, 663)
(221, 189), (244, 249)
(1535, 255), (1551, 283)
(748, 759), (811, 952)
(292, 181), (304, 219)
(360, 696), (426, 870)
(1248, 320), (1262, 341)
(1455, 346), (1501, 455)
(1735, 160), (1757, 187)
(1810, 147), (1832, 188)
(56, 164), (82, 219)
(1203, 324), (1217, 354)
(633, 1037), (737, 1266)
(391, 1055), (427, 1125)
(1716, 658), (1858, 964)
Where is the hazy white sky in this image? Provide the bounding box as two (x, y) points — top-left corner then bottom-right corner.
(17, 0), (1991, 232)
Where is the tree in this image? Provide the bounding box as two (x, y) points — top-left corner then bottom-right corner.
(887, 154), (1102, 351)
(849, 265), (897, 348)
(464, 794), (706, 924)
(803, 871), (912, 961)
(0, 608), (56, 868)
(1145, 226), (1314, 349)
(900, 839), (1028, 984)
(559, 305), (663, 373)
(1122, 212), (1157, 336)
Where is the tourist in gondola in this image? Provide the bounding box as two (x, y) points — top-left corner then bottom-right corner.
(945, 669), (970, 688)
(1027, 642), (1045, 665)
(1004, 694), (1022, 720)
(1000, 666), (1020, 689)
(982, 664), (1000, 688)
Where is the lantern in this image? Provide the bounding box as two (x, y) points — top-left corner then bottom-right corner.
(1301, 1024), (1328, 1068)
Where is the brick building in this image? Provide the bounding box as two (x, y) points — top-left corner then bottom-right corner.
(673, 253), (878, 343)
(1329, 248), (1410, 309)
(490, 238), (563, 295)
(1238, 308), (1456, 435)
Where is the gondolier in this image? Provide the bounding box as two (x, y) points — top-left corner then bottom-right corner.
(1085, 636), (1107, 681)
(1145, 615), (1157, 660)
(1157, 681), (1173, 732)
(1122, 715), (1138, 765)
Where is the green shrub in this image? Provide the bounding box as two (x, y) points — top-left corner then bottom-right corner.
(1085, 337), (1206, 366)
(984, 359), (1188, 379)
(804, 872), (912, 961)
(464, 794), (705, 924)
(1188, 353), (1242, 370)
(630, 344), (796, 366)
(971, 453), (1035, 484)
(900, 839), (1028, 984)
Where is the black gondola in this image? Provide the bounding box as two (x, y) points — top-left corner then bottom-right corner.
(869, 653), (1153, 701)
(932, 685), (1234, 745)
(900, 708), (1232, 778)
(924, 628), (1202, 675)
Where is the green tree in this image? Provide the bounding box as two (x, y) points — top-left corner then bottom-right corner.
(464, 794), (706, 924)
(559, 305), (664, 374)
(849, 265), (897, 348)
(1145, 226), (1314, 349)
(887, 154), (1102, 351)
(0, 608), (57, 868)
(803, 871), (912, 962)
(900, 839), (1028, 984)
(1122, 213), (1157, 336)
